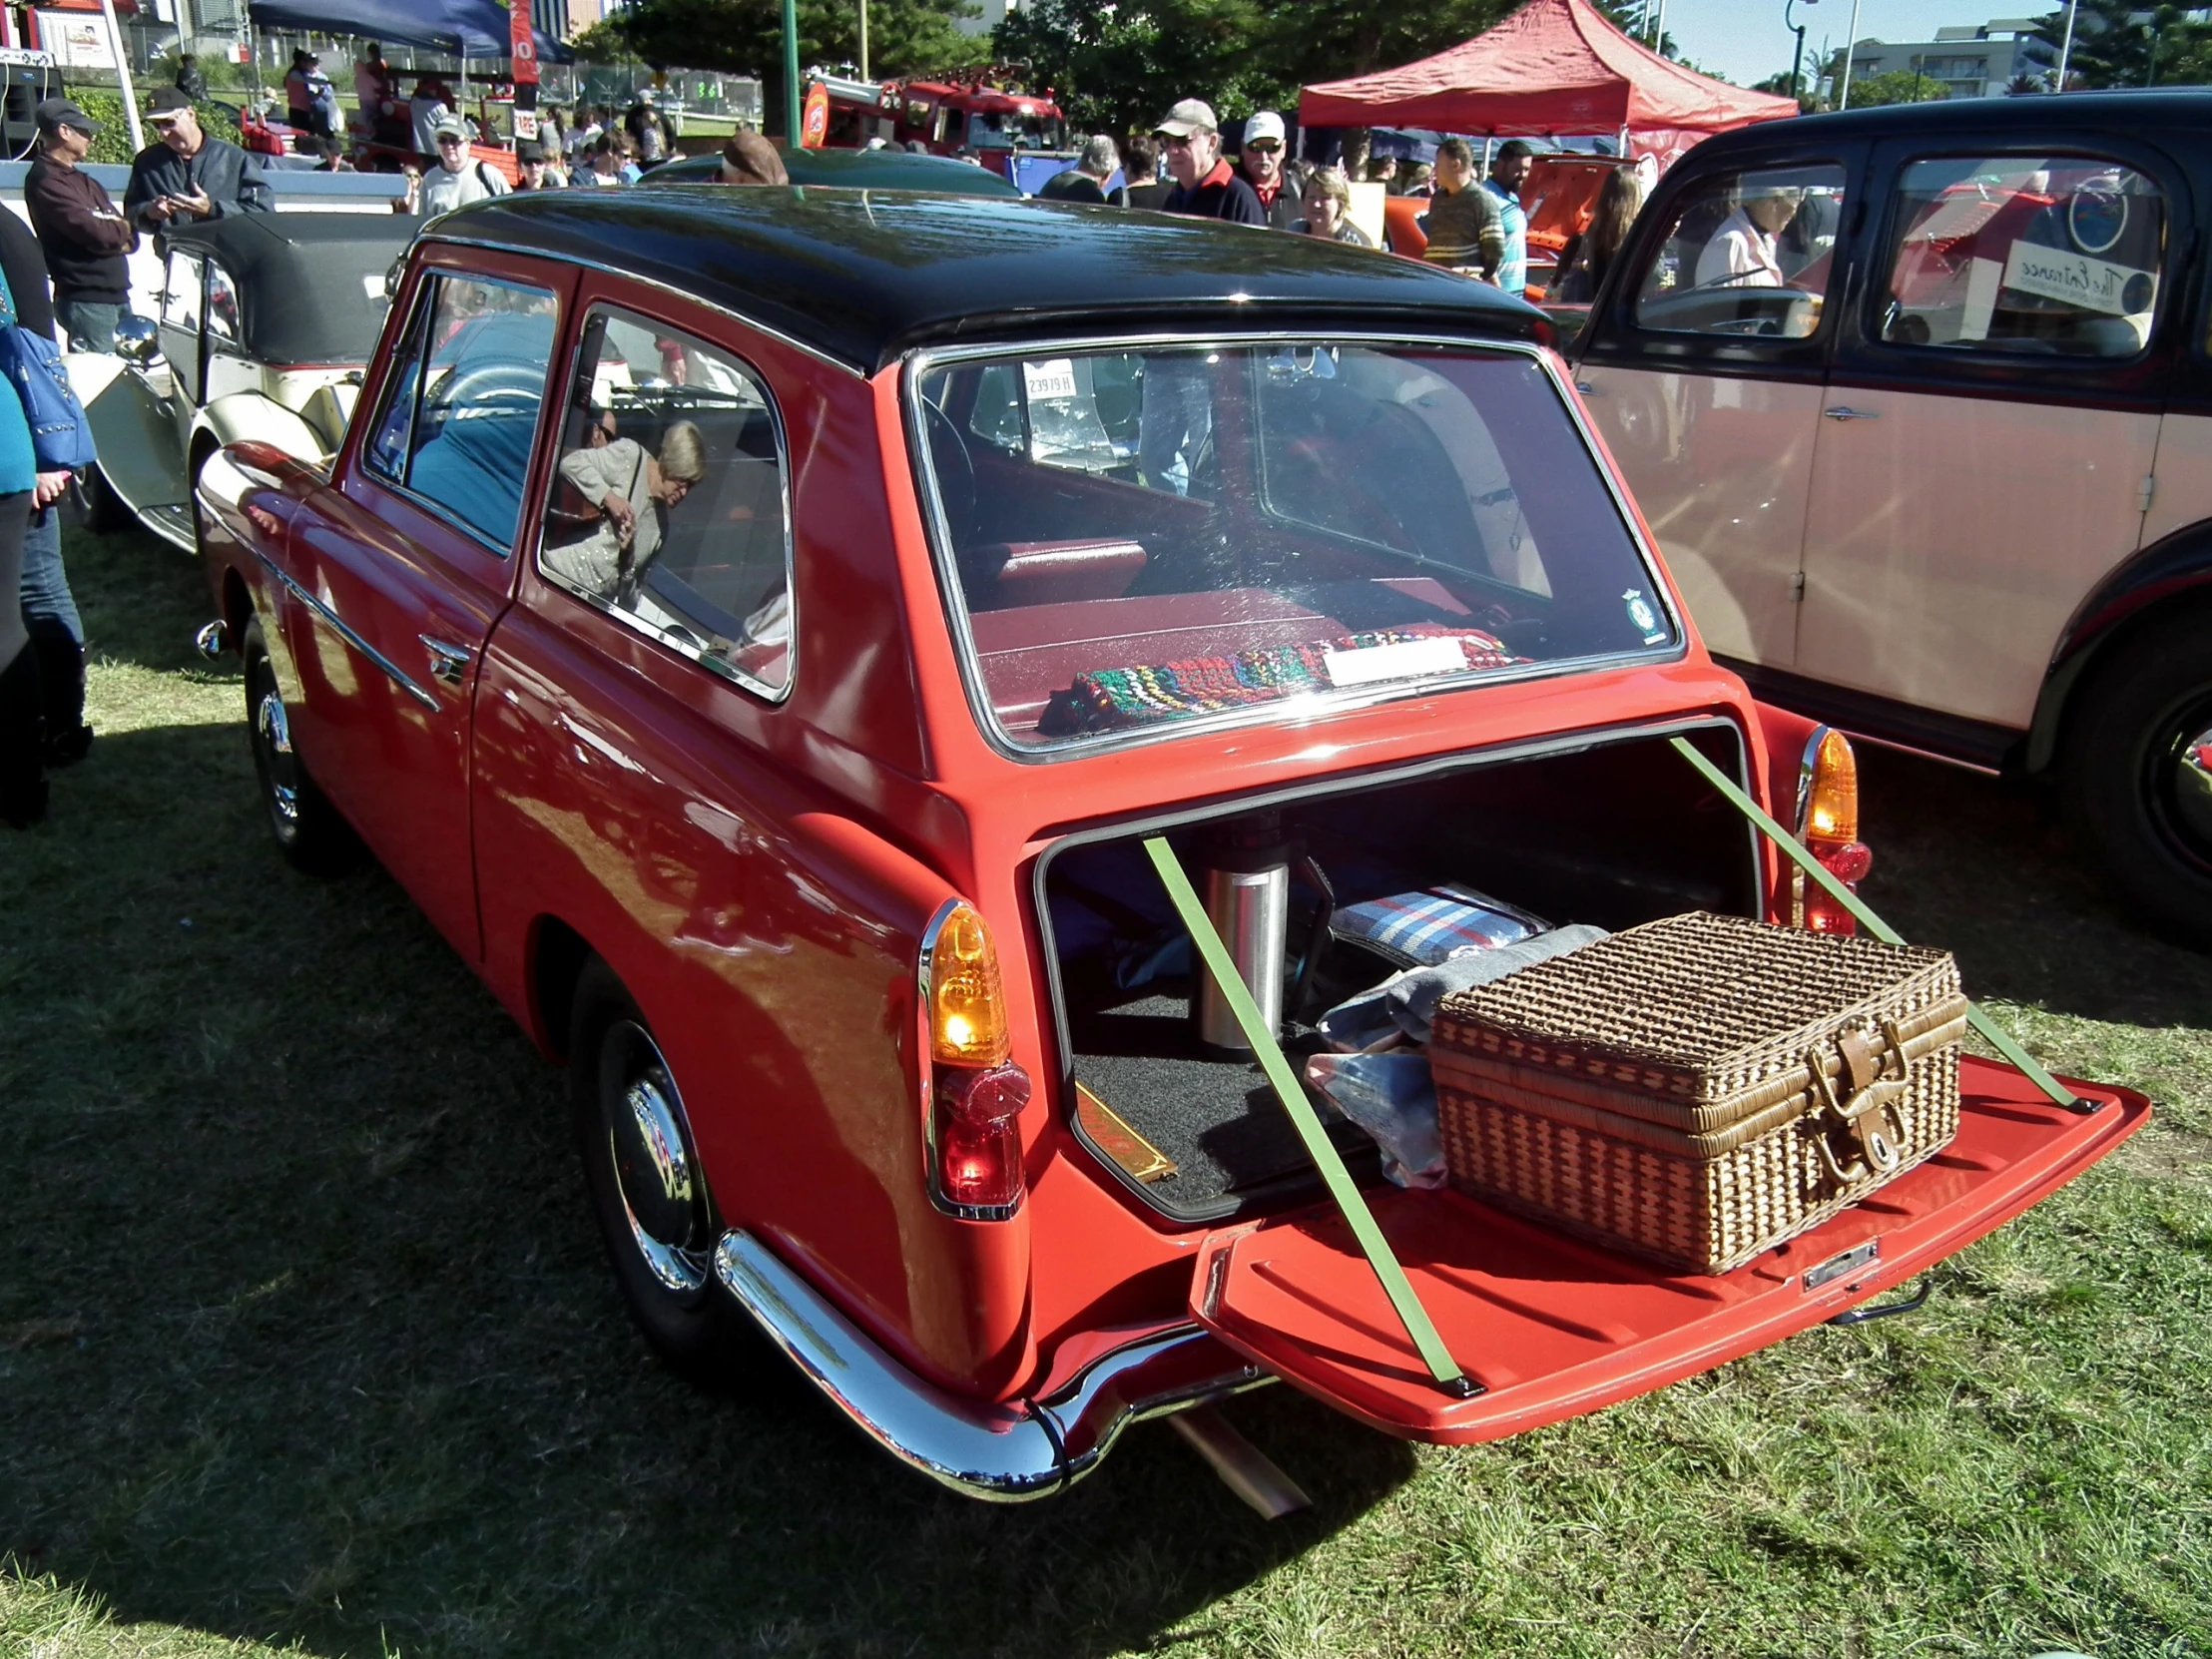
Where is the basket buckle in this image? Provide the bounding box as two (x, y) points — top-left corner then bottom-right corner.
(1809, 1018), (1910, 1186)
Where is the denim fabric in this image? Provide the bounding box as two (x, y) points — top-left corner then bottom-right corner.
(1304, 1052), (1445, 1189)
(55, 298), (124, 354)
(19, 507), (79, 642)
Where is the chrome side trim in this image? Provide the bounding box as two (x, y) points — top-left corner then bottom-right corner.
(250, 546), (441, 712)
(1794, 723), (1835, 839)
(712, 1231), (1269, 1501)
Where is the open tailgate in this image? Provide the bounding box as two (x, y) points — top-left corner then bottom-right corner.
(1189, 1056), (2147, 1442)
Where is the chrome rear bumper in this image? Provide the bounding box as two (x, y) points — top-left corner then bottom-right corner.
(713, 1231), (1270, 1501)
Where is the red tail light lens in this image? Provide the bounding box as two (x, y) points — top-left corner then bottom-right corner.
(1793, 729), (1871, 935)
(933, 1063), (1031, 1211)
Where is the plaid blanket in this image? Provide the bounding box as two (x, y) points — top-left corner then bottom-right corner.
(1332, 882), (1548, 967)
(1037, 628), (1518, 738)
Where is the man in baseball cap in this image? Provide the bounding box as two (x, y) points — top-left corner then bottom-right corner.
(420, 114), (510, 217)
(1238, 110), (1299, 230)
(123, 85), (271, 233)
(1154, 98), (1263, 225)
(24, 98), (136, 352)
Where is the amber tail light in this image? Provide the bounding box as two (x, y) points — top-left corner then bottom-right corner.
(1796, 728), (1873, 933)
(920, 901), (1030, 1217)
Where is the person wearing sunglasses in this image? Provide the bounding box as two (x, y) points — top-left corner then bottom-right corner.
(1237, 110), (1300, 230)
(123, 87), (271, 235)
(1153, 99), (1264, 226)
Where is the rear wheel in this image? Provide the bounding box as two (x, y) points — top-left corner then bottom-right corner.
(570, 958), (753, 1375)
(242, 617), (355, 874)
(2064, 608), (2212, 947)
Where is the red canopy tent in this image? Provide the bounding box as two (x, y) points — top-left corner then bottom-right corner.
(1300, 0), (1797, 170)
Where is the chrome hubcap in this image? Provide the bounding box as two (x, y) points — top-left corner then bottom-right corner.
(2163, 716), (2212, 870)
(605, 1021), (710, 1294)
(254, 684), (300, 824)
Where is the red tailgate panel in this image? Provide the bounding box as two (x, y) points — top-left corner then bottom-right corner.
(1190, 1058), (2148, 1442)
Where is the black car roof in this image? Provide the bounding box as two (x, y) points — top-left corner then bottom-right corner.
(1689, 88), (2212, 158)
(425, 186), (1546, 373)
(165, 212), (415, 363)
(645, 148), (1023, 196)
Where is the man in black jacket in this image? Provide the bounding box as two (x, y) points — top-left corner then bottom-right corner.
(124, 87), (272, 235)
(22, 98), (136, 351)
(1155, 99), (1263, 225)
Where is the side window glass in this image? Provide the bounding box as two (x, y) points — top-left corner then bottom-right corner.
(206, 262), (241, 345)
(368, 274), (558, 549)
(536, 305), (794, 698)
(1880, 156), (2164, 358)
(1632, 164), (1846, 339)
(161, 253), (202, 332)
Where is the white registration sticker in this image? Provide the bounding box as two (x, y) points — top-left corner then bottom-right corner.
(1322, 636), (1468, 688)
(1022, 358), (1079, 402)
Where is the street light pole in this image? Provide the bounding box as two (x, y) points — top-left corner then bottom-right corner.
(783, 0), (800, 146)
(1785, 0), (1816, 104)
(2055, 0), (2079, 90)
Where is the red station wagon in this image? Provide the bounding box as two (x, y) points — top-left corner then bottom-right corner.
(189, 189), (2146, 1503)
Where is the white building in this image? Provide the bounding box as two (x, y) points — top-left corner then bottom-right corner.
(1846, 16), (2046, 98)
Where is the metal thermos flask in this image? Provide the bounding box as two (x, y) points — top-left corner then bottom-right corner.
(1194, 818), (1292, 1057)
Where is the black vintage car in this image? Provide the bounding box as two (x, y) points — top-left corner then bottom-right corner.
(1569, 91), (2212, 944)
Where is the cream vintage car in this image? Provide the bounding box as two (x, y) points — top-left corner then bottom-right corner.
(69, 213), (413, 551)
(1570, 92), (2212, 946)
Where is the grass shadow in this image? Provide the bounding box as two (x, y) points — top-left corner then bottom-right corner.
(0, 718), (1416, 1659)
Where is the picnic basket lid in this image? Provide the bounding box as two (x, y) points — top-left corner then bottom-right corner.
(1430, 911), (1962, 1105)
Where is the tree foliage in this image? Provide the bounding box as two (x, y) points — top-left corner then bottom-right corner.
(1841, 68), (1952, 108)
(2024, 0), (2212, 88)
(588, 0), (985, 82)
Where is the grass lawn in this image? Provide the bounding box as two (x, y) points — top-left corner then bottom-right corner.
(2, 524), (2207, 1659)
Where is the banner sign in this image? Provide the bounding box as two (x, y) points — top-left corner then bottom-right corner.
(509, 0), (537, 86)
(2002, 240), (2156, 317)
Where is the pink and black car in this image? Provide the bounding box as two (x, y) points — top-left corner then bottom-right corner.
(189, 188), (2145, 1501)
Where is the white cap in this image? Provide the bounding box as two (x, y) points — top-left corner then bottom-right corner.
(1244, 111), (1286, 148)
(1155, 98), (1217, 139)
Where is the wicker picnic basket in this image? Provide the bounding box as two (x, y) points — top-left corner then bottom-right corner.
(1428, 912), (1968, 1276)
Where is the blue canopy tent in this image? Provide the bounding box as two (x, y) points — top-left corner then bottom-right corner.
(245, 0), (573, 62)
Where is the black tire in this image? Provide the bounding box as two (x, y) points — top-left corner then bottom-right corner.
(241, 617), (357, 875)
(73, 463), (133, 535)
(2064, 608), (2212, 947)
(570, 958), (752, 1375)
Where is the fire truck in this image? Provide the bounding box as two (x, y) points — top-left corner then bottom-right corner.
(804, 66), (1070, 190)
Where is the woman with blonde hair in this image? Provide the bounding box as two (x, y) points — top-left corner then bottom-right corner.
(1291, 168), (1374, 247)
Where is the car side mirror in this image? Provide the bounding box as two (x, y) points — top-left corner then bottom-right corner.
(114, 315), (162, 365)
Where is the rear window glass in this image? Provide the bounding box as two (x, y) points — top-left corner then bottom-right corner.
(1878, 156), (2165, 357)
(912, 341), (1675, 754)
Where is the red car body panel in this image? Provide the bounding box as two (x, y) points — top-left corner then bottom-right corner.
(191, 196), (2146, 1491)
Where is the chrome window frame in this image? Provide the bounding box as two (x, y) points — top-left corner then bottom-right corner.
(902, 329), (1688, 765)
(360, 269), (563, 559)
(529, 297), (800, 708)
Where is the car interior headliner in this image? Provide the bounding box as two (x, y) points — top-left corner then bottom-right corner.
(427, 187), (1545, 374)
(163, 213), (414, 365)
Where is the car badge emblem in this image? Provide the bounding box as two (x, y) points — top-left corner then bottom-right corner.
(1623, 589), (1664, 644)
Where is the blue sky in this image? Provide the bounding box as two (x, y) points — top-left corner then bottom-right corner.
(1657, 0), (2045, 88)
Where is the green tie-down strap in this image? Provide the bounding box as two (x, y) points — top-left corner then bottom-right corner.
(1667, 736), (2085, 1112)
(1143, 836), (1476, 1396)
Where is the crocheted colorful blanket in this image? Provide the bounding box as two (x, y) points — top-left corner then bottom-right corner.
(1037, 628), (1520, 738)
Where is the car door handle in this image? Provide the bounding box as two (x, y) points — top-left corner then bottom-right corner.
(1823, 405), (1880, 420)
(419, 635), (470, 687)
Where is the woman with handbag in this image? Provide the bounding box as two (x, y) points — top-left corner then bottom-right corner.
(0, 210), (83, 825)
(0, 209), (93, 773)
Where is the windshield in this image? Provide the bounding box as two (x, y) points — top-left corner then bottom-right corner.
(912, 341), (1675, 753)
